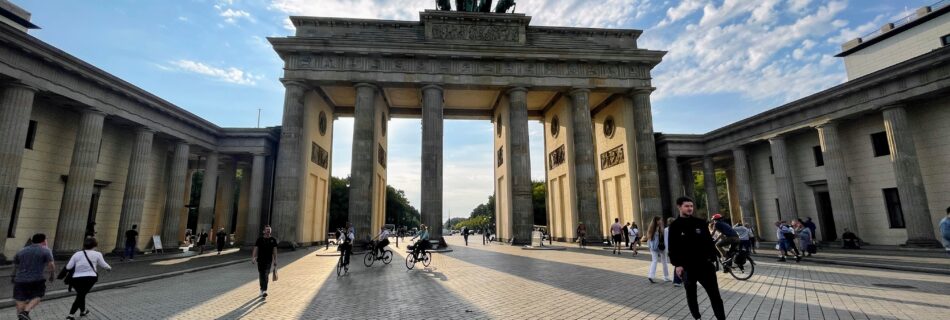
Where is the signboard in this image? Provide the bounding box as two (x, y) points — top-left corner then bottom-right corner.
(152, 235), (163, 252)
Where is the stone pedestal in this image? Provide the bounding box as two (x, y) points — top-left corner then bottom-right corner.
(769, 136), (797, 220)
(162, 141), (190, 249)
(54, 109), (106, 254)
(732, 147), (756, 227)
(629, 89), (663, 221)
(816, 122), (858, 237)
(0, 83), (36, 258)
(421, 85), (444, 239)
(666, 156), (682, 216)
(272, 81), (306, 246)
(348, 83), (378, 243)
(196, 152), (219, 235)
(568, 89), (602, 241)
(882, 106), (939, 247)
(114, 127), (154, 252)
(507, 87), (534, 244)
(702, 156), (719, 217)
(244, 153), (266, 243)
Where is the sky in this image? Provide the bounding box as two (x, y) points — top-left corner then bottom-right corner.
(16, 0), (933, 221)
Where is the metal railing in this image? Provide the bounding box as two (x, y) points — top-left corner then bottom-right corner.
(857, 0), (947, 43)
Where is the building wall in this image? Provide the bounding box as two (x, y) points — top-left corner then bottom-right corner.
(785, 131), (826, 238)
(907, 95), (950, 240)
(592, 99), (637, 234)
(299, 91), (334, 244)
(844, 12), (950, 79)
(493, 96), (513, 241)
(141, 140), (170, 250)
(749, 142), (779, 241)
(543, 98), (578, 241)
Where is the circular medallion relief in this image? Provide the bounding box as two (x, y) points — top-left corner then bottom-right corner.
(496, 114), (503, 137)
(550, 116), (560, 138)
(603, 116), (616, 139)
(381, 112), (387, 137)
(318, 111), (328, 136)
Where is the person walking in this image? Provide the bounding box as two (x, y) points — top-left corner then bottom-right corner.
(64, 237), (111, 319)
(121, 224), (138, 262)
(610, 218), (623, 254)
(734, 223), (751, 253)
(215, 227), (228, 254)
(645, 216), (670, 283)
(629, 222), (641, 255)
(939, 207), (950, 254)
(462, 226), (469, 246)
(621, 223), (630, 249)
(668, 196), (726, 320)
(667, 217), (682, 287)
(747, 223), (758, 254)
(252, 225), (278, 298)
(12, 233), (56, 320)
(576, 222), (587, 248)
(796, 220), (815, 257)
(776, 221), (801, 262)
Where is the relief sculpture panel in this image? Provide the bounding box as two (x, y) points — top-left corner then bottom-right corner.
(431, 23), (519, 42)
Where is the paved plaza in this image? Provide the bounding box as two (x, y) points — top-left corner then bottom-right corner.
(4, 237), (949, 319)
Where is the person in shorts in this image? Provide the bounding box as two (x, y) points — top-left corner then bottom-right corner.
(12, 233), (56, 320)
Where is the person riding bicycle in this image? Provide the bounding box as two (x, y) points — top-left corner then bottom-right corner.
(338, 224), (355, 272)
(410, 224), (430, 260)
(711, 214), (740, 269)
(373, 226), (391, 258)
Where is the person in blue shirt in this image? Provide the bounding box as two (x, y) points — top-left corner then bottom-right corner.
(710, 214), (739, 269)
(410, 224), (431, 260)
(940, 207), (950, 254)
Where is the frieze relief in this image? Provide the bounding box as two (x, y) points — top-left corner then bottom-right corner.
(289, 53), (650, 79)
(430, 23), (519, 42)
(600, 145), (625, 170)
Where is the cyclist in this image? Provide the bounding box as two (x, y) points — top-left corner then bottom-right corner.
(410, 224), (430, 260)
(710, 214), (739, 270)
(372, 226), (391, 258)
(338, 225), (354, 272)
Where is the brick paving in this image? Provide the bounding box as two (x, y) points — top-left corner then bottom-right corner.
(3, 236), (949, 319)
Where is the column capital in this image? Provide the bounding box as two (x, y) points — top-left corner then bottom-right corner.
(731, 145), (747, 153)
(80, 107), (108, 117)
(420, 84), (444, 92)
(814, 120), (841, 130)
(281, 79), (308, 90)
(767, 135), (787, 143)
(627, 87), (656, 96)
(3, 81), (37, 92)
(251, 151), (269, 157)
(880, 103), (907, 112)
(568, 88), (591, 96)
(505, 86), (529, 95)
(354, 82), (381, 92)
(134, 125), (156, 134)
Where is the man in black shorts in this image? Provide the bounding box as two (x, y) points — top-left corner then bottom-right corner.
(252, 225), (278, 298)
(12, 233), (56, 320)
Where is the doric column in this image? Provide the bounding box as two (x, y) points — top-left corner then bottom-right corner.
(769, 136), (797, 220)
(196, 151), (219, 235)
(666, 156), (683, 216)
(421, 85), (444, 238)
(567, 88), (602, 241)
(272, 80), (306, 246)
(882, 105), (939, 246)
(54, 108), (106, 254)
(244, 153), (266, 243)
(630, 88), (663, 220)
(816, 122), (858, 237)
(732, 147), (756, 226)
(348, 83), (378, 242)
(215, 158), (237, 233)
(681, 162), (695, 198)
(113, 127), (154, 252)
(161, 141), (189, 248)
(507, 87), (534, 244)
(0, 83), (36, 257)
(702, 156), (719, 216)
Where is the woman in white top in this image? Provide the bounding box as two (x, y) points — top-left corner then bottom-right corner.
(645, 216), (670, 283)
(65, 237), (112, 319)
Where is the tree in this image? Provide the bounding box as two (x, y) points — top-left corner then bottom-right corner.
(532, 181), (546, 226)
(692, 171), (731, 218)
(327, 176), (422, 233)
(327, 176), (350, 231)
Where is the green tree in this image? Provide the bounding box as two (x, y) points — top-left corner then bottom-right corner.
(692, 171), (731, 218)
(532, 181), (546, 225)
(327, 176), (422, 232)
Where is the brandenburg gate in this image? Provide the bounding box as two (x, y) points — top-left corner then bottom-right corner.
(267, 8), (665, 246)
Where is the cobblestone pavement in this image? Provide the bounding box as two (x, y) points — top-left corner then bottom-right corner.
(4, 237), (949, 319)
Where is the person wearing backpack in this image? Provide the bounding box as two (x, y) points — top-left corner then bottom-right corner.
(64, 237), (111, 319)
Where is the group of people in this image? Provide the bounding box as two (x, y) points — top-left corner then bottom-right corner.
(773, 217), (817, 262)
(608, 219), (642, 255)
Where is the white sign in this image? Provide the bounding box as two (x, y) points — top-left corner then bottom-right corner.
(152, 235), (163, 251)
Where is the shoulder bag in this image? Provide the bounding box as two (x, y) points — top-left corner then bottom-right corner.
(81, 250), (99, 277)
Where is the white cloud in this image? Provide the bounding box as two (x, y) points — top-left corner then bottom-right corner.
(178, 16), (188, 22)
(167, 59), (261, 85)
(788, 0), (812, 12)
(658, 0), (706, 27)
(220, 8), (253, 23)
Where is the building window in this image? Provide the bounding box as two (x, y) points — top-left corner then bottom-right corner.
(882, 188), (905, 228)
(25, 120), (37, 150)
(813, 146), (824, 167)
(768, 156), (775, 174)
(942, 34), (950, 46)
(7, 188), (23, 238)
(871, 131), (890, 157)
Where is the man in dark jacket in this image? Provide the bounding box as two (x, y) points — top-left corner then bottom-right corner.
(668, 196), (726, 320)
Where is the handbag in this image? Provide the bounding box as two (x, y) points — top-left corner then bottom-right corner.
(656, 231), (666, 251)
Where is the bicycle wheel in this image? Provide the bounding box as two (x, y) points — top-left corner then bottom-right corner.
(363, 251), (375, 267)
(336, 256), (344, 276)
(729, 256), (755, 280)
(382, 250), (393, 264)
(405, 254), (416, 270)
(422, 252), (433, 267)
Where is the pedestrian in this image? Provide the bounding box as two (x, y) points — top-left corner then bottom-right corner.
(610, 218), (623, 254)
(121, 224), (138, 262)
(65, 237), (111, 319)
(776, 221), (801, 262)
(12, 233), (55, 320)
(252, 225), (278, 298)
(734, 223), (751, 253)
(216, 227), (227, 254)
(842, 228), (861, 249)
(940, 207), (950, 254)
(668, 217), (682, 287)
(576, 222), (587, 248)
(462, 226), (469, 246)
(797, 220), (815, 256)
(629, 222), (641, 255)
(184, 228), (193, 247)
(645, 216), (670, 283)
(747, 223), (758, 254)
(621, 222), (630, 248)
(804, 217), (817, 241)
(668, 197), (726, 320)
(196, 229), (208, 254)
(482, 227), (488, 245)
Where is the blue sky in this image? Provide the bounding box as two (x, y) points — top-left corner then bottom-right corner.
(16, 0), (932, 220)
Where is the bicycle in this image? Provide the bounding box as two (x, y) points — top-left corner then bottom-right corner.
(718, 247), (755, 280)
(336, 250), (347, 276)
(405, 243), (432, 270)
(364, 240), (394, 267)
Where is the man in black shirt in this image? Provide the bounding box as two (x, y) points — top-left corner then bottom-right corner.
(252, 225), (278, 298)
(668, 197), (726, 320)
(215, 228), (227, 255)
(122, 225), (139, 261)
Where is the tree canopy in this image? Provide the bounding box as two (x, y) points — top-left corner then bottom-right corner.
(327, 176), (422, 231)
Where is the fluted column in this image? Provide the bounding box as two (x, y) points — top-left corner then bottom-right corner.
(54, 109), (106, 254)
(215, 158), (237, 233)
(816, 122), (858, 237)
(348, 83), (378, 243)
(421, 85), (444, 239)
(567, 88), (602, 241)
(666, 156), (683, 216)
(196, 152), (219, 235)
(630, 88), (663, 220)
(113, 127), (154, 252)
(702, 156), (719, 217)
(244, 153), (266, 243)
(507, 87), (535, 244)
(0, 83), (36, 257)
(882, 105), (939, 246)
(681, 162), (695, 198)
(161, 141), (189, 248)
(769, 136), (797, 220)
(272, 81), (306, 246)
(732, 147), (756, 226)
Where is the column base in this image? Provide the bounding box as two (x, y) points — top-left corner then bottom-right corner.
(903, 238), (942, 248)
(277, 240), (298, 250)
